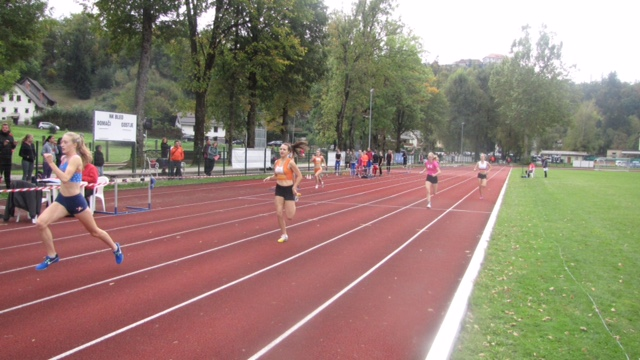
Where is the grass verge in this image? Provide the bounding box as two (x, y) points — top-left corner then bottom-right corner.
(452, 169), (639, 359)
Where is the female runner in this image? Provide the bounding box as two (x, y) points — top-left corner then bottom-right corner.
(35, 132), (123, 270)
(264, 142), (306, 243)
(473, 153), (492, 199)
(311, 149), (326, 188)
(419, 152), (441, 208)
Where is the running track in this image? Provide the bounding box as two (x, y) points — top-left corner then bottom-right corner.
(0, 165), (510, 359)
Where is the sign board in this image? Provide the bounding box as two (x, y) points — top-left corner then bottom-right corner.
(94, 111), (137, 142)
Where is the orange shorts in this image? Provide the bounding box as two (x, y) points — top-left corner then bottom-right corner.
(314, 168), (322, 174)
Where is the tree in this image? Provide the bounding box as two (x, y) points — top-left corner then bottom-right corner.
(318, 0), (395, 150)
(490, 25), (573, 159)
(93, 0), (178, 165)
(0, 0), (47, 91)
(565, 100), (602, 154)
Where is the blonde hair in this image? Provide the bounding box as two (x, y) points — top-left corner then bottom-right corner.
(64, 132), (93, 166)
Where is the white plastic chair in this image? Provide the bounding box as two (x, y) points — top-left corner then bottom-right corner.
(88, 176), (109, 211)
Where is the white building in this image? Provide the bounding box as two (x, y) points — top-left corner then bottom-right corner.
(0, 78), (57, 125)
(175, 113), (226, 141)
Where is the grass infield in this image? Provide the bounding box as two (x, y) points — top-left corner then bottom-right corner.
(452, 169), (639, 359)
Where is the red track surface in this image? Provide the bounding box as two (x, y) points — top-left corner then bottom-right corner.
(0, 165), (509, 359)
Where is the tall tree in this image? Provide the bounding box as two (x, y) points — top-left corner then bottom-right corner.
(319, 0), (395, 150)
(565, 100), (602, 154)
(444, 69), (487, 155)
(93, 0), (178, 164)
(490, 25), (573, 159)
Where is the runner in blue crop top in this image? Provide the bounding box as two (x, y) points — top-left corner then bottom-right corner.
(34, 132), (123, 271)
(59, 160), (83, 183)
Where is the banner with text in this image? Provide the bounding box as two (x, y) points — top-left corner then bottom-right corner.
(94, 111), (137, 142)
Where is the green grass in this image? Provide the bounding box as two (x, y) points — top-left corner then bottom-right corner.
(452, 170), (640, 359)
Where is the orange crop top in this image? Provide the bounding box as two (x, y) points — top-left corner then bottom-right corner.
(274, 158), (293, 181)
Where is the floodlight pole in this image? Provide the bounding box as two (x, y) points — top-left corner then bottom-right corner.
(368, 88), (374, 149)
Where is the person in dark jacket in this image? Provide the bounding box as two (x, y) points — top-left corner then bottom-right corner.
(0, 122), (17, 188)
(160, 137), (170, 175)
(19, 134), (36, 181)
(93, 145), (105, 176)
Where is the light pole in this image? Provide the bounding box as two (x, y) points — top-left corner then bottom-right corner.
(369, 88), (374, 149)
(460, 122), (465, 163)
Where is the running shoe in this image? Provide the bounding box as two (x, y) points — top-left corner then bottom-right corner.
(114, 243), (124, 264)
(321, 182), (325, 188)
(427, 201), (431, 209)
(277, 234), (288, 243)
(35, 254), (59, 271)
(315, 184), (318, 189)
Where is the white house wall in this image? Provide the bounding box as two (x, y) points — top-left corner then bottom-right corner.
(0, 86), (38, 124)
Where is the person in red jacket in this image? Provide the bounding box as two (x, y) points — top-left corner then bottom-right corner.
(82, 162), (99, 205)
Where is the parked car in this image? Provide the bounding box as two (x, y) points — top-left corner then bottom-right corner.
(267, 140), (283, 147)
(232, 139), (244, 145)
(38, 121), (60, 130)
(182, 134), (194, 142)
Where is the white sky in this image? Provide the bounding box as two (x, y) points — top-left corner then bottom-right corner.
(50, 0), (639, 84)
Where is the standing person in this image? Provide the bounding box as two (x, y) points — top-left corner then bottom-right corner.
(366, 148), (373, 176)
(93, 145), (105, 176)
(542, 157), (549, 178)
(401, 149), (408, 170)
(334, 148), (341, 175)
(419, 152), (441, 209)
(203, 138), (213, 176)
(312, 149), (326, 188)
(55, 138), (63, 166)
(473, 153), (492, 199)
(344, 149), (353, 177)
(19, 134), (36, 181)
(209, 141), (219, 171)
(160, 137), (170, 175)
(377, 150), (384, 176)
(41, 135), (57, 178)
(35, 132), (123, 270)
(0, 122), (17, 188)
(359, 150), (369, 178)
(170, 140), (184, 178)
(386, 150), (393, 175)
(263, 142), (306, 243)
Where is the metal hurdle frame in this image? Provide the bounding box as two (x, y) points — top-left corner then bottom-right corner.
(93, 176), (153, 215)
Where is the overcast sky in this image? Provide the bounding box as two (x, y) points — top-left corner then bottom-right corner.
(50, 0), (639, 84)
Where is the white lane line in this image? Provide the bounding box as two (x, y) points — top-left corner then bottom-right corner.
(248, 178), (487, 359)
(425, 168), (511, 360)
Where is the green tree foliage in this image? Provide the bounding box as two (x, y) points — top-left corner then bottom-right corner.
(378, 33), (433, 152)
(319, 0), (395, 150)
(490, 25), (573, 159)
(0, 0), (47, 91)
(444, 69), (488, 155)
(564, 101), (602, 154)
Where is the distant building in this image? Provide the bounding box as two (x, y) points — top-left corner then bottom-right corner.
(442, 53), (507, 72)
(482, 54), (506, 64)
(175, 113), (226, 141)
(0, 78), (57, 125)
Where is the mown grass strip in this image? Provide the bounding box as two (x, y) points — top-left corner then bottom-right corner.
(453, 170), (639, 359)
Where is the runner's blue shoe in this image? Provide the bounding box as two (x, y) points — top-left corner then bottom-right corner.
(114, 243), (124, 264)
(35, 254), (59, 271)
(150, 176), (156, 190)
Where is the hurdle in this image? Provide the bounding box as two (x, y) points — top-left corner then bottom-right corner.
(94, 175), (153, 215)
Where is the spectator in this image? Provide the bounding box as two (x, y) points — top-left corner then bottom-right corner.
(19, 134), (36, 181)
(82, 162), (99, 205)
(170, 140), (184, 178)
(94, 145), (105, 176)
(386, 150), (393, 175)
(42, 135), (57, 179)
(203, 138), (213, 176)
(160, 137), (170, 175)
(542, 157), (549, 178)
(0, 122), (17, 188)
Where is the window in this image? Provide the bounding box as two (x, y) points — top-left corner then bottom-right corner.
(25, 108), (29, 114)
(9, 94), (14, 101)
(28, 99), (32, 103)
(214, 126), (218, 132)
(1, 108), (5, 113)
(13, 108), (18, 113)
(16, 95), (21, 102)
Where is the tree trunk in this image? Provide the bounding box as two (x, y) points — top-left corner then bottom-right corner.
(246, 72), (258, 148)
(133, 6), (154, 170)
